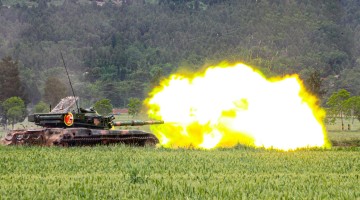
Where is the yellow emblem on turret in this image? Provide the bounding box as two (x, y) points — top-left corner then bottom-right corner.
(64, 112), (74, 126)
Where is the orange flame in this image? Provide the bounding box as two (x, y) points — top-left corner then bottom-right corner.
(146, 63), (330, 150)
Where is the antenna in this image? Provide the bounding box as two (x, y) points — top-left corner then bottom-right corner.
(60, 51), (80, 113)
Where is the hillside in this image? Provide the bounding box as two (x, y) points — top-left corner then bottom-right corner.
(0, 0), (360, 107)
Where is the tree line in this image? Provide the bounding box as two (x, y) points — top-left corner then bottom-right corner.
(1, 0), (360, 128)
(2, 54), (360, 130)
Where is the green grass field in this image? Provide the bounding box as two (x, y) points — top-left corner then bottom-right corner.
(1, 146), (360, 199)
(0, 117), (360, 199)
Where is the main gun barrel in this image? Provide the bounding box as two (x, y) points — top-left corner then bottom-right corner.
(112, 120), (164, 126)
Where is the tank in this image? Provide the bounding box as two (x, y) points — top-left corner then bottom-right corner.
(1, 97), (163, 147)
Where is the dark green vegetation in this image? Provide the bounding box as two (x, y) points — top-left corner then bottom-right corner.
(93, 98), (113, 116)
(1, 0), (360, 109)
(0, 145), (359, 199)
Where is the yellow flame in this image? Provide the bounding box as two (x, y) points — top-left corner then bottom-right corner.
(146, 63), (330, 150)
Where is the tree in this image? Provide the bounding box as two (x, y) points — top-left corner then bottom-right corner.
(128, 98), (142, 118)
(101, 81), (122, 107)
(326, 89), (350, 130)
(43, 77), (68, 108)
(1, 97), (26, 129)
(344, 96), (360, 124)
(93, 99), (113, 116)
(20, 67), (42, 105)
(0, 57), (25, 103)
(150, 66), (163, 87)
(304, 70), (326, 100)
(34, 101), (49, 113)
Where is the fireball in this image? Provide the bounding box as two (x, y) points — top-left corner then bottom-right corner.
(146, 63), (330, 150)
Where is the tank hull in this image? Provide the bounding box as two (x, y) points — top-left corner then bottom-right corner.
(1, 128), (159, 147)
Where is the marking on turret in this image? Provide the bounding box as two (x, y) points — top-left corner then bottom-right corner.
(64, 112), (74, 126)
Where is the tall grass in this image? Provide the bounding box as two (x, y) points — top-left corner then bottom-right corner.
(0, 146), (359, 199)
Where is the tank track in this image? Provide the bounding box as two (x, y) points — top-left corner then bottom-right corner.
(1, 131), (159, 147)
(58, 136), (158, 146)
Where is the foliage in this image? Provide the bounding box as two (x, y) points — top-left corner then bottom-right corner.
(128, 97), (142, 117)
(304, 70), (326, 100)
(344, 96), (360, 123)
(326, 89), (350, 128)
(43, 76), (68, 108)
(0, 57), (25, 103)
(338, 68), (360, 96)
(1, 96), (26, 129)
(33, 101), (49, 113)
(326, 89), (360, 130)
(93, 98), (113, 116)
(1, 1), (360, 106)
(0, 146), (360, 199)
(19, 67), (41, 105)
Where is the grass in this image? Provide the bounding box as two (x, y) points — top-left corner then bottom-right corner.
(326, 117), (360, 132)
(326, 118), (360, 147)
(0, 146), (360, 199)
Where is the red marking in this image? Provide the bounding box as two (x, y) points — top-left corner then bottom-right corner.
(64, 113), (74, 126)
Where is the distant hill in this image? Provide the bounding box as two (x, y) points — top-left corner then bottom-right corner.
(0, 0), (359, 107)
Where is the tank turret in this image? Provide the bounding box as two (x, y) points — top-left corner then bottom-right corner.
(28, 111), (164, 129)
